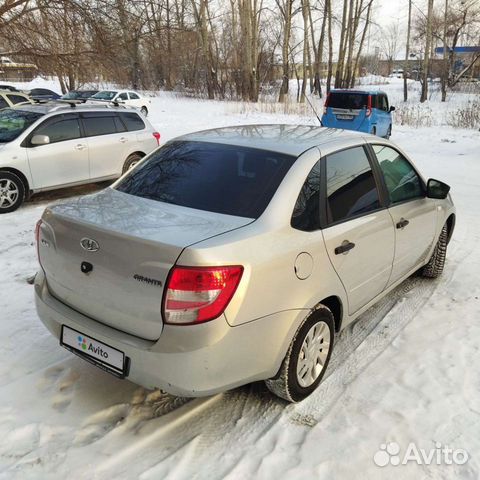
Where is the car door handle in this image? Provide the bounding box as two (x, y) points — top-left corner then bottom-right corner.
(396, 218), (410, 229)
(335, 241), (356, 255)
(74, 144), (86, 150)
(119, 137), (128, 143)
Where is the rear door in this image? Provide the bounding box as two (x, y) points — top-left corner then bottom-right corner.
(128, 92), (142, 109)
(321, 145), (395, 314)
(26, 113), (89, 189)
(371, 144), (436, 286)
(80, 112), (129, 178)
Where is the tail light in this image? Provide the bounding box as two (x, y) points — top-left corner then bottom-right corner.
(323, 92), (330, 115)
(152, 132), (161, 146)
(163, 265), (244, 325)
(35, 219), (42, 265)
(366, 95), (372, 117)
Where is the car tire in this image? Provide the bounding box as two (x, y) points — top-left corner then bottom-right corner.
(371, 126), (377, 135)
(122, 153), (143, 174)
(265, 306), (335, 403)
(140, 106), (148, 116)
(385, 125), (392, 139)
(421, 224), (448, 278)
(0, 171), (25, 214)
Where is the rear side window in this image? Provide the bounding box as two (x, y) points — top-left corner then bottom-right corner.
(326, 146), (380, 224)
(0, 97), (7, 109)
(327, 93), (368, 110)
(82, 115), (118, 136)
(34, 116), (80, 143)
(291, 161), (321, 231)
(120, 112), (145, 131)
(373, 145), (423, 203)
(7, 94), (28, 105)
(116, 141), (296, 219)
(129, 92), (140, 99)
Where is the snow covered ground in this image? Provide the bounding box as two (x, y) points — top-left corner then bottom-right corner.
(0, 80), (479, 479)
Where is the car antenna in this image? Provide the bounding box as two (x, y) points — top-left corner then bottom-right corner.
(305, 94), (322, 126)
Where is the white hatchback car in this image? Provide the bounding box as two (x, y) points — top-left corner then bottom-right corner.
(34, 125), (456, 402)
(0, 103), (160, 212)
(89, 90), (151, 116)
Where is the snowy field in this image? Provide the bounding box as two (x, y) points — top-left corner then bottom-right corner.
(0, 79), (479, 479)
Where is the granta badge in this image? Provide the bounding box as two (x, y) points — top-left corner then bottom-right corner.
(80, 237), (100, 252)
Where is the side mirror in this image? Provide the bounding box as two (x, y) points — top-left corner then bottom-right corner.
(389, 106), (396, 112)
(31, 134), (50, 146)
(427, 178), (450, 199)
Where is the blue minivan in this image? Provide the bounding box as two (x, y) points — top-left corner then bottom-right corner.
(321, 90), (395, 138)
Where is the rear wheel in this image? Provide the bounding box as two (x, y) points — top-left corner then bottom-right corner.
(265, 306), (335, 402)
(0, 171), (25, 214)
(421, 224), (448, 278)
(122, 153), (143, 174)
(140, 106), (148, 116)
(371, 126), (377, 136)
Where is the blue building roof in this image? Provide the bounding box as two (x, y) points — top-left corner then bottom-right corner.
(435, 46), (480, 54)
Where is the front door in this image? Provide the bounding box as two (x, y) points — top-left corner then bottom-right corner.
(371, 144), (436, 286)
(322, 145), (395, 314)
(27, 113), (89, 189)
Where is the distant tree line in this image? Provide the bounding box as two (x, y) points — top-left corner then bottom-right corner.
(0, 0), (479, 102)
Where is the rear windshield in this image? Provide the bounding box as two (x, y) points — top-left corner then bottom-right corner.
(115, 141), (296, 218)
(327, 92), (368, 109)
(0, 108), (43, 143)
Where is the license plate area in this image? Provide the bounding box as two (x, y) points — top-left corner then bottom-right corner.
(336, 114), (354, 120)
(61, 325), (130, 378)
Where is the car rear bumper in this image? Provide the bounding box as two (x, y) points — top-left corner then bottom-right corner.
(35, 270), (303, 397)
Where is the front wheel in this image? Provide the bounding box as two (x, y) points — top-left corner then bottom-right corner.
(421, 224), (448, 278)
(122, 153), (143, 174)
(385, 125), (392, 139)
(0, 171), (25, 214)
(265, 306), (335, 402)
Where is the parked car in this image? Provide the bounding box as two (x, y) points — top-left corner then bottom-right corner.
(0, 84), (19, 92)
(61, 90), (99, 101)
(321, 90), (395, 138)
(34, 125), (455, 403)
(0, 90), (33, 110)
(89, 90), (151, 116)
(28, 88), (61, 101)
(389, 69), (404, 79)
(0, 103), (160, 212)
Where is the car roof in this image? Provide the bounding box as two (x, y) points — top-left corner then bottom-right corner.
(175, 124), (366, 157)
(330, 89), (387, 96)
(11, 102), (140, 115)
(0, 89), (27, 95)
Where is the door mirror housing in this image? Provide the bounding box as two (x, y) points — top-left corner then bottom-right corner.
(389, 106), (396, 112)
(427, 178), (450, 199)
(31, 134), (50, 146)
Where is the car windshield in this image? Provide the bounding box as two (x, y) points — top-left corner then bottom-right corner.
(91, 91), (117, 100)
(62, 91), (81, 99)
(327, 92), (368, 109)
(0, 108), (43, 143)
(115, 141), (296, 219)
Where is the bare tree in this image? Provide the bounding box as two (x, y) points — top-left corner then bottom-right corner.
(404, 0), (412, 102)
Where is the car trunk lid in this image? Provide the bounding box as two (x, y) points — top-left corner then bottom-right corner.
(38, 188), (252, 340)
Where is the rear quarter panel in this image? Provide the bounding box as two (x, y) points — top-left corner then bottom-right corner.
(177, 146), (349, 328)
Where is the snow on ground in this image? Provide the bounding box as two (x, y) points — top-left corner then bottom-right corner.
(0, 79), (480, 479)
